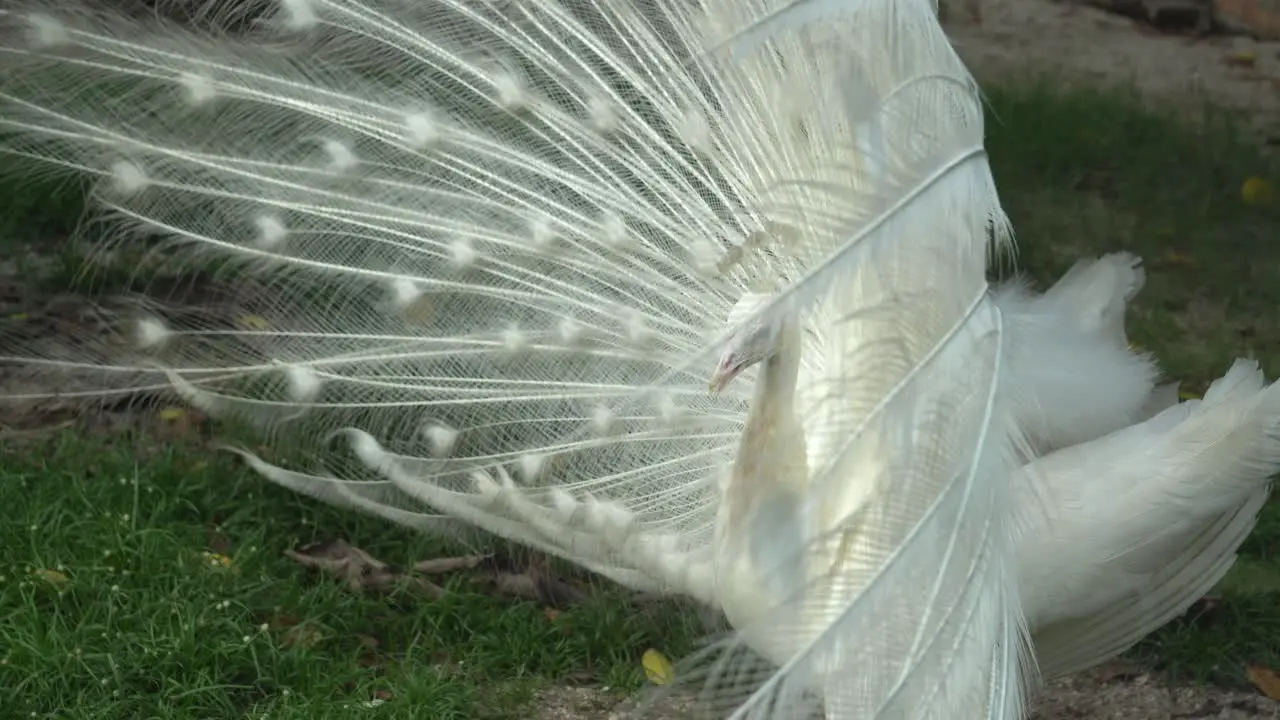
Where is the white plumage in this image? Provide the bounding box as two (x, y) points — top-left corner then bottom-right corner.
(1, 1), (1276, 718)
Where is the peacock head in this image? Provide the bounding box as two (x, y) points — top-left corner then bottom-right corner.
(709, 316), (783, 393)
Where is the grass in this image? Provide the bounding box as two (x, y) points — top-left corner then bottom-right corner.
(2, 79), (1280, 718)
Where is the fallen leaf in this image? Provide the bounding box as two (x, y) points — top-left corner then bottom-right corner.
(543, 608), (562, 622)
(470, 553), (590, 606)
(1156, 250), (1196, 268)
(1226, 50), (1258, 68)
(158, 407), (187, 422)
(240, 315), (269, 329)
(1246, 665), (1280, 700)
(1178, 389), (1202, 401)
(33, 569), (69, 587)
(280, 623), (325, 650)
(413, 555), (490, 574)
(284, 539), (444, 597)
(642, 648), (675, 686)
(1242, 176), (1274, 206)
(202, 551), (233, 568)
(9, 313), (28, 321)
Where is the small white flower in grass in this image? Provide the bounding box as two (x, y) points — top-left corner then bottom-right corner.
(242, 635), (252, 643)
(259, 623), (269, 632)
(110, 585), (120, 593)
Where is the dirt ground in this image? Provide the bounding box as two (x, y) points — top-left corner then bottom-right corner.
(948, 0), (1280, 139)
(569, 2), (1280, 717)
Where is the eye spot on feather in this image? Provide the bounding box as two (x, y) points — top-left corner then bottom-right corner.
(586, 95), (618, 134)
(655, 393), (687, 427)
(490, 69), (529, 112)
(402, 111), (440, 150)
(501, 324), (528, 355)
(108, 160), (150, 196)
(421, 422), (459, 458)
(25, 13), (68, 48)
(557, 317), (584, 347)
(179, 72), (217, 107)
(282, 364), (322, 403)
(600, 211), (627, 248)
(678, 108), (712, 153)
(135, 317), (172, 350)
(278, 0), (319, 30)
(449, 238), (478, 270)
(591, 404), (616, 436)
(625, 309), (652, 347)
(320, 139), (357, 173)
(517, 453), (546, 482)
(253, 214), (288, 250)
(528, 216), (559, 253)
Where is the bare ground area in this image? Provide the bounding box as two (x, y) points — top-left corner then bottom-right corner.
(949, 0), (1280, 138)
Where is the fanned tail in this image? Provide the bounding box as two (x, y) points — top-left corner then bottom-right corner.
(1, 0), (1033, 715)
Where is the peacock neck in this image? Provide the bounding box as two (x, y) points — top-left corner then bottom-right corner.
(722, 317), (807, 531)
(717, 316), (811, 620)
(751, 320), (802, 416)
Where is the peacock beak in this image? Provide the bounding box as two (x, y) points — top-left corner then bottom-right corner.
(709, 357), (744, 393)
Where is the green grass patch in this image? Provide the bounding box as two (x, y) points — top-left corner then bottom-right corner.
(1, 78), (1279, 719)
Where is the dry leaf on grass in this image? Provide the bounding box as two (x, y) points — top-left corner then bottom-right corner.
(284, 540), (589, 605)
(284, 539), (445, 598)
(1245, 665), (1280, 700)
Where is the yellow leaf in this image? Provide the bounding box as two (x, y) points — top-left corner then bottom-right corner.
(1242, 177), (1274, 206)
(240, 315), (269, 329)
(1159, 250), (1195, 267)
(158, 407), (187, 422)
(202, 551), (233, 568)
(8, 313), (28, 321)
(1227, 50), (1258, 68)
(1246, 665), (1280, 700)
(642, 648), (675, 686)
(1178, 390), (1201, 401)
(33, 569), (69, 587)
